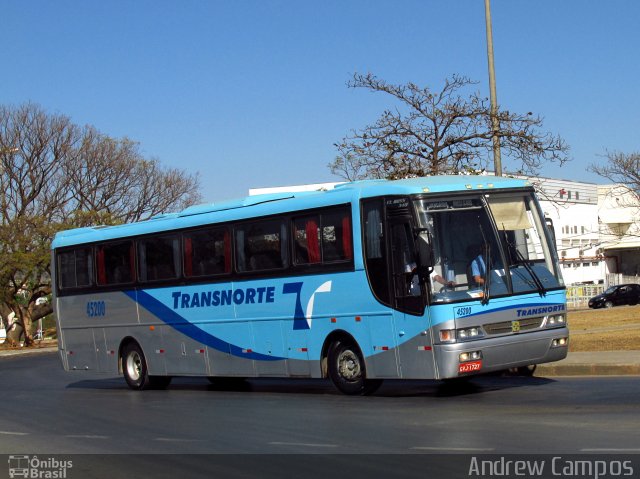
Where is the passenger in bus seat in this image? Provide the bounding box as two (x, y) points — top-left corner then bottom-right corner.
(197, 255), (220, 276)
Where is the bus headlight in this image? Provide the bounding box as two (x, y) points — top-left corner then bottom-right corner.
(546, 314), (566, 328)
(457, 327), (484, 341)
(459, 351), (482, 362)
(439, 329), (456, 343)
(551, 337), (569, 348)
(440, 327), (484, 343)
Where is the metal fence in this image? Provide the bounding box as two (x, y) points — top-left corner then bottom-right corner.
(607, 274), (640, 287)
(565, 276), (640, 309)
(565, 284), (604, 309)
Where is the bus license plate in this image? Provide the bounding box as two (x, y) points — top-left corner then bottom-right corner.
(459, 361), (482, 374)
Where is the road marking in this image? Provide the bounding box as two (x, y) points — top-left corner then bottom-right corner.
(269, 441), (339, 448)
(582, 448), (640, 452)
(65, 435), (109, 439)
(0, 431), (29, 436)
(154, 437), (201, 442)
(411, 446), (495, 452)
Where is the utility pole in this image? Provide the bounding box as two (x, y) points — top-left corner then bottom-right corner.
(484, 0), (502, 176)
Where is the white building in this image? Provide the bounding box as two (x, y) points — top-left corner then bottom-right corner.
(533, 178), (604, 285)
(597, 184), (640, 282)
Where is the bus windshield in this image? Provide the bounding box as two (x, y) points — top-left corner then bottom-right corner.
(415, 193), (563, 303)
(486, 193), (564, 294)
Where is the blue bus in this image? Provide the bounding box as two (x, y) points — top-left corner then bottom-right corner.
(52, 175), (568, 394)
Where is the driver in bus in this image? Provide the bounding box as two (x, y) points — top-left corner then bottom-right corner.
(469, 244), (487, 286)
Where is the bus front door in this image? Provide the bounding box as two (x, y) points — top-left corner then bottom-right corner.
(387, 212), (437, 379)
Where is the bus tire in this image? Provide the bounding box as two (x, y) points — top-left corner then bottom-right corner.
(327, 339), (382, 395)
(122, 342), (153, 390)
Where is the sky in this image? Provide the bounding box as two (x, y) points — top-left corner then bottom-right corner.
(2, 0), (639, 203)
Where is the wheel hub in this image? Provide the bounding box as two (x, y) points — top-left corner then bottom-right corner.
(126, 352), (142, 381)
(338, 349), (361, 381)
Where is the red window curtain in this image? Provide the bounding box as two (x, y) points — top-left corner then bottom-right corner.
(184, 237), (193, 277)
(96, 248), (106, 285)
(306, 219), (320, 263)
(342, 216), (352, 260)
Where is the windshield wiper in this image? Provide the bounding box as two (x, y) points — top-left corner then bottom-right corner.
(481, 242), (491, 306)
(477, 222), (492, 306)
(511, 243), (546, 297)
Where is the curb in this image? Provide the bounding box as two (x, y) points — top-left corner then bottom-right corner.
(536, 350), (640, 376)
(537, 362), (640, 376)
(0, 346), (58, 358)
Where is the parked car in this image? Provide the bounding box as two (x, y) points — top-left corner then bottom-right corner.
(588, 284), (640, 309)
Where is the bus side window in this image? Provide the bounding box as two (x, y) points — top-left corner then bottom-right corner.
(183, 227), (231, 277)
(294, 216), (321, 265)
(390, 222), (418, 297)
(293, 207), (352, 266)
(322, 210), (352, 262)
(362, 199), (390, 305)
(236, 219), (289, 272)
(58, 247), (93, 289)
(138, 235), (180, 282)
(97, 241), (135, 285)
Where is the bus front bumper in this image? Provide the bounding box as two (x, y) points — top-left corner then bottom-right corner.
(433, 327), (569, 379)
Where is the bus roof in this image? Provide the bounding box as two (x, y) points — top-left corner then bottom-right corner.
(52, 175), (530, 249)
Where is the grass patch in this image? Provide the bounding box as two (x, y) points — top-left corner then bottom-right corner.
(569, 305), (640, 329)
(568, 305), (640, 352)
(569, 330), (640, 352)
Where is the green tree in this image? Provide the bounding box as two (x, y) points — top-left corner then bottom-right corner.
(331, 73), (569, 180)
(0, 103), (201, 345)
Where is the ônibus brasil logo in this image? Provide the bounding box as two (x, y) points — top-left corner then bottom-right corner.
(8, 455), (73, 479)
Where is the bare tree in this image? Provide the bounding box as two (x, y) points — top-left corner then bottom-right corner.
(64, 129), (200, 225)
(590, 151), (640, 202)
(0, 103), (201, 345)
(331, 73), (569, 180)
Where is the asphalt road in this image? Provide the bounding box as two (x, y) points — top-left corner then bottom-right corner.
(1, 352), (639, 458)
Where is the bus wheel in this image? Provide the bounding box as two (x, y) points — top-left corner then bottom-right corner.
(328, 340), (382, 395)
(122, 342), (153, 390)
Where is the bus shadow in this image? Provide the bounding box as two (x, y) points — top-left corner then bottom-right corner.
(375, 375), (557, 398)
(66, 377), (129, 390)
(66, 374), (556, 397)
(66, 377), (335, 394)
